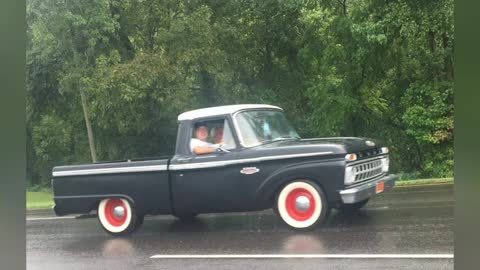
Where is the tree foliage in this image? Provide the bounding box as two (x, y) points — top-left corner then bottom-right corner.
(27, 0), (454, 185)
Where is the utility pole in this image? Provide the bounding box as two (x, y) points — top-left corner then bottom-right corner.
(80, 90), (97, 163)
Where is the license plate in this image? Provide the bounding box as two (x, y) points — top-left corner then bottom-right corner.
(376, 181), (385, 194)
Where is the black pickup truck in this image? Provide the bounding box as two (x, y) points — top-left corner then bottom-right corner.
(52, 104), (397, 235)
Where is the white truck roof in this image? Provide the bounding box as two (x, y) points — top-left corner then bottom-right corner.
(178, 104), (282, 121)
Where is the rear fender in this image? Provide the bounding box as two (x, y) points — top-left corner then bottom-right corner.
(53, 194), (136, 216)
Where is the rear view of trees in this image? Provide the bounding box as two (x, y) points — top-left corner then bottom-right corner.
(27, 0), (454, 186)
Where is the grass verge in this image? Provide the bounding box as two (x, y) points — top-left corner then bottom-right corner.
(26, 191), (54, 209)
(395, 177), (454, 187)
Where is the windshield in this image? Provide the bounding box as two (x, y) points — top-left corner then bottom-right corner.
(234, 110), (300, 147)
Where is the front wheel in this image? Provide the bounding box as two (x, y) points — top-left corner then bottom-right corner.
(98, 198), (139, 236)
(276, 180), (329, 230)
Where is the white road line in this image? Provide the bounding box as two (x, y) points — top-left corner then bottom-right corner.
(150, 254), (454, 259)
(367, 203), (454, 211)
(26, 216), (76, 221)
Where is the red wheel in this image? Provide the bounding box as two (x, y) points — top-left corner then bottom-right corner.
(276, 181), (328, 229)
(285, 188), (317, 221)
(98, 198), (138, 235)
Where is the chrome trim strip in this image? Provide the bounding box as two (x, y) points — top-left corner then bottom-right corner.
(170, 151), (334, 170)
(53, 151), (334, 176)
(301, 137), (361, 141)
(52, 165), (168, 177)
(54, 194), (135, 201)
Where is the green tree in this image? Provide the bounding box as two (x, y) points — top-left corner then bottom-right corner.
(26, 0), (454, 186)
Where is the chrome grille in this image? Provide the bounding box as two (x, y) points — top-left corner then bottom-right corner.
(352, 158), (383, 183)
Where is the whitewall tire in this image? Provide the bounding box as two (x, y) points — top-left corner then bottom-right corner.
(276, 180), (328, 230)
(98, 198), (138, 235)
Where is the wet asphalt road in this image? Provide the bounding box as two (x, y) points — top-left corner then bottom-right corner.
(27, 184), (454, 270)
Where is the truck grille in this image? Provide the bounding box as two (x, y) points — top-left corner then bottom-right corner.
(352, 158), (384, 183)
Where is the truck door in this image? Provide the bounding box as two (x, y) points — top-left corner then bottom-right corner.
(169, 117), (246, 215)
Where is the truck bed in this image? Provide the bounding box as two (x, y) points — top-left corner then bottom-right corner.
(52, 158), (172, 216)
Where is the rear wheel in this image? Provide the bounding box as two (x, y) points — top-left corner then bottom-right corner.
(276, 180), (329, 230)
(98, 198), (139, 236)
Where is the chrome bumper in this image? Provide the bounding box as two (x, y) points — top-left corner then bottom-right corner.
(339, 174), (397, 204)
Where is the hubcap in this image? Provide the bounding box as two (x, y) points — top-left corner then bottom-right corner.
(285, 187), (316, 221)
(104, 199), (128, 227)
(295, 196), (310, 212)
(113, 205), (125, 218)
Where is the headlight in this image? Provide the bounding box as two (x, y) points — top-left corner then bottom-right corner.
(345, 153), (357, 161)
(381, 147), (389, 154)
(344, 166), (355, 185)
(381, 156), (390, 173)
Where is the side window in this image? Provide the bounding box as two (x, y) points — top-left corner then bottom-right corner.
(190, 119), (236, 154)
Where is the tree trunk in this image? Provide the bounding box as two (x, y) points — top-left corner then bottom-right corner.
(80, 90), (97, 163)
(337, 0), (348, 15)
(442, 32), (454, 80)
(428, 30), (436, 52)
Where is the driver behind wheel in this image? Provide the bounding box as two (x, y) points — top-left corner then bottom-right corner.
(190, 124), (220, 155)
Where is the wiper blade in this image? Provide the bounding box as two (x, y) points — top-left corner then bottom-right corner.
(272, 136), (301, 142)
(259, 137), (298, 145)
(255, 136), (301, 147)
(257, 140), (277, 146)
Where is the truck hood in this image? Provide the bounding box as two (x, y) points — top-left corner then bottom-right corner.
(255, 137), (384, 155)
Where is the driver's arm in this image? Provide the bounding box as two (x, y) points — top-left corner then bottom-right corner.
(190, 138), (220, 155)
(192, 145), (216, 155)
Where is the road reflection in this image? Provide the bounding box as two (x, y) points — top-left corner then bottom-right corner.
(102, 238), (136, 257)
(327, 209), (373, 226)
(282, 234), (325, 253)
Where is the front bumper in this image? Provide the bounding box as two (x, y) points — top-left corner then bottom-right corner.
(339, 174), (397, 204)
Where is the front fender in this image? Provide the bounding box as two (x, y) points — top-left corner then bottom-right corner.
(254, 158), (345, 208)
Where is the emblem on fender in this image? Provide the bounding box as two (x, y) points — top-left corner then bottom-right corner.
(240, 167), (259, 175)
(365, 140), (375, 147)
